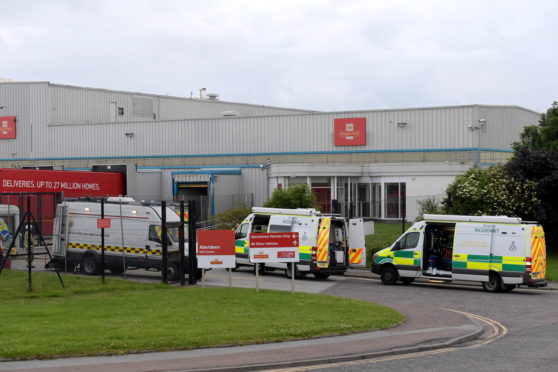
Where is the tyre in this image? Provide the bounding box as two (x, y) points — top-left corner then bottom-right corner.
(401, 277), (415, 285)
(166, 262), (180, 281)
(286, 264), (307, 279)
(313, 272), (330, 280)
(380, 266), (398, 285)
(81, 255), (99, 275)
(195, 268), (203, 280)
(253, 264), (266, 276)
(482, 272), (502, 293)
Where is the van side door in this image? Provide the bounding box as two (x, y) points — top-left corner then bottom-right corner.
(452, 223), (490, 282)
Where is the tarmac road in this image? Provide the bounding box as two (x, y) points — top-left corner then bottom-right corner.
(303, 275), (558, 372)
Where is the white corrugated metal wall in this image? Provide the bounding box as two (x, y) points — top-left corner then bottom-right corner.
(49, 84), (313, 125)
(1, 83), (541, 162)
(0, 82), (50, 159)
(34, 105), (535, 159)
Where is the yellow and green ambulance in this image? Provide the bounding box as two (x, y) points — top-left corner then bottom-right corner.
(235, 207), (365, 279)
(372, 214), (547, 292)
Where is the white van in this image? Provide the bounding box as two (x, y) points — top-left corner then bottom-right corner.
(235, 207), (366, 279)
(49, 199), (199, 280)
(372, 214), (547, 292)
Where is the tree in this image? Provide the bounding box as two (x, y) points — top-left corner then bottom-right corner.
(506, 148), (558, 250)
(513, 101), (558, 152)
(443, 166), (539, 219)
(509, 102), (558, 251)
(415, 196), (444, 220)
(263, 184), (318, 209)
(215, 205), (252, 229)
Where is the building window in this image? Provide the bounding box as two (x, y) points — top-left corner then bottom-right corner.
(358, 183), (370, 218)
(371, 183), (381, 218)
(311, 179), (331, 213)
(385, 183), (406, 219)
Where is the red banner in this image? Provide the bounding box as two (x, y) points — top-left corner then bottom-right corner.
(334, 117), (366, 146)
(0, 169), (124, 197)
(0, 116), (16, 139)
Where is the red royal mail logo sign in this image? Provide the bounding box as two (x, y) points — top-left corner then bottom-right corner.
(334, 117), (366, 146)
(97, 218), (111, 229)
(0, 116), (16, 140)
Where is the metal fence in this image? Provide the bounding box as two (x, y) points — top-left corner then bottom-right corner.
(1, 195), (203, 292)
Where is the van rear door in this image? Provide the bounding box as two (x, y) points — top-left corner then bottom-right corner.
(348, 218), (366, 267)
(53, 204), (68, 256)
(529, 226), (546, 280)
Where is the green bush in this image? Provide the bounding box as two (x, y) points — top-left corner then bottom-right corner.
(263, 184), (319, 209)
(215, 205), (252, 229)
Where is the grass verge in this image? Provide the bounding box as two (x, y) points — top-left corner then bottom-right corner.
(0, 271), (403, 360)
(547, 251), (557, 281)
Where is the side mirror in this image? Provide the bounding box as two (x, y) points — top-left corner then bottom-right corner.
(392, 242), (401, 251)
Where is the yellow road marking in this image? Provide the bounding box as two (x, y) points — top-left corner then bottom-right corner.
(268, 309), (507, 372)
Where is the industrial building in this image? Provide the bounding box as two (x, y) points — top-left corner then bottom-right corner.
(0, 81), (541, 220)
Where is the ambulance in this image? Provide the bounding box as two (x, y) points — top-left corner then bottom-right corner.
(49, 198), (199, 280)
(235, 207), (366, 279)
(372, 214), (547, 292)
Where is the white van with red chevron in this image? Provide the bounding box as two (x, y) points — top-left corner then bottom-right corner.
(235, 207), (366, 279)
(372, 214), (547, 292)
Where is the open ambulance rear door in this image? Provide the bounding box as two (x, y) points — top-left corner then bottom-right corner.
(348, 218), (366, 267)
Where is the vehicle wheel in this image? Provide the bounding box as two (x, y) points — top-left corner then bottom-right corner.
(482, 272), (502, 293)
(195, 268), (203, 280)
(380, 266), (398, 285)
(313, 272), (330, 280)
(253, 264), (266, 276)
(286, 265), (306, 279)
(501, 284), (516, 292)
(166, 262), (180, 281)
(401, 277), (415, 285)
(81, 255), (99, 275)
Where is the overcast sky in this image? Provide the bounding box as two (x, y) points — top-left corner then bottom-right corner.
(1, 0), (556, 113)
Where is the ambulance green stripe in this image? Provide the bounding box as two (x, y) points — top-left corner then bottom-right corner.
(489, 256), (503, 263)
(502, 264), (525, 272)
(453, 261), (467, 269)
(467, 254), (491, 262)
(300, 252), (311, 260)
(394, 251), (414, 258)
